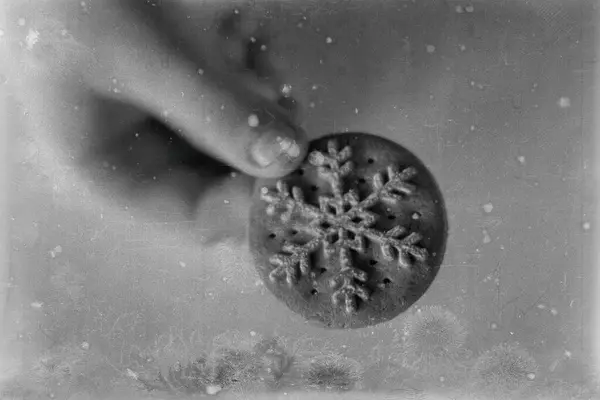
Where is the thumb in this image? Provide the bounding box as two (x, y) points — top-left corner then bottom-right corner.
(81, 5), (308, 179)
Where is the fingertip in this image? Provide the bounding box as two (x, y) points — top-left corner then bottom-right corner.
(281, 124), (309, 172)
(248, 123), (308, 179)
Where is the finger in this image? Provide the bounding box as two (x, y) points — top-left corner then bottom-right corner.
(80, 4), (308, 179)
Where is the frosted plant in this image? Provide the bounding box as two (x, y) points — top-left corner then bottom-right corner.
(303, 353), (363, 392)
(137, 350), (263, 395)
(136, 332), (295, 395)
(260, 139), (428, 314)
(471, 342), (538, 397)
(28, 345), (89, 386)
(393, 306), (469, 377)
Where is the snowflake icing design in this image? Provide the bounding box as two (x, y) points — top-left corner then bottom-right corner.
(259, 139), (429, 315)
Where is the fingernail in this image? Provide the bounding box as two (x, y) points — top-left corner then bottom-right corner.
(251, 126), (302, 168)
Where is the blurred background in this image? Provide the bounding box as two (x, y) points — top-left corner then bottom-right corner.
(2, 0), (598, 399)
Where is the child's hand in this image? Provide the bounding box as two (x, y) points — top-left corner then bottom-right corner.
(7, 0), (308, 241)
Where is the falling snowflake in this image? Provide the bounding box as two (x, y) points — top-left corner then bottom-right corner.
(25, 28), (39, 50)
(558, 97), (571, 108)
(259, 139), (428, 315)
(482, 202), (493, 213)
(280, 84), (293, 98)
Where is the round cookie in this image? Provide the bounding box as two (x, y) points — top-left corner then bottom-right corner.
(248, 133), (448, 329)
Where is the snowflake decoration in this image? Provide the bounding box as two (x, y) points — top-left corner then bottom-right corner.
(259, 139), (429, 314)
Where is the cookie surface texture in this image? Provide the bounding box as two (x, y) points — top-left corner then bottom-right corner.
(248, 133), (448, 329)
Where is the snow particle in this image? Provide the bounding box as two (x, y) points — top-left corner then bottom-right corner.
(582, 221), (591, 231)
(197, 68), (204, 75)
(482, 203), (493, 213)
(50, 245), (63, 258)
(280, 83), (293, 97)
(325, 36), (333, 44)
(248, 113), (260, 127)
(312, 84), (319, 90)
(482, 229), (491, 244)
(0, 29), (4, 37)
(465, 5), (475, 13)
(18, 18), (26, 27)
(517, 155), (526, 164)
(531, 83), (538, 92)
(179, 261), (186, 268)
(490, 322), (498, 330)
(455, 5), (464, 13)
(354, 108), (359, 114)
(426, 44), (436, 53)
(309, 102), (316, 108)
(223, 199), (230, 204)
(558, 97), (571, 108)
(459, 44), (466, 51)
(25, 29), (39, 50)
(527, 373), (536, 380)
(550, 308), (558, 316)
(30, 301), (43, 309)
(260, 44), (267, 51)
(80, 341), (90, 350)
(537, 303), (546, 310)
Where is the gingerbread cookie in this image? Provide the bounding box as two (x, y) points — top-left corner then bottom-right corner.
(248, 133), (447, 329)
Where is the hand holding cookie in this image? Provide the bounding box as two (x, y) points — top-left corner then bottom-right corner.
(7, 1), (307, 227)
